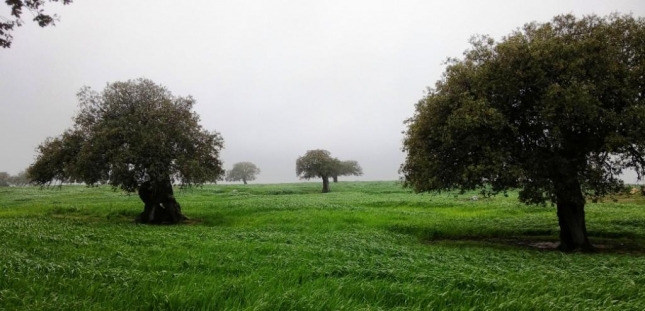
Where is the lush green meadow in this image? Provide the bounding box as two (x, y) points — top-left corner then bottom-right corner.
(1, 181), (644, 310)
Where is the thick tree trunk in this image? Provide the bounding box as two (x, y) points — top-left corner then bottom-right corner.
(322, 176), (330, 193)
(242, 178), (247, 185)
(333, 175), (338, 183)
(136, 179), (187, 224)
(555, 178), (593, 252)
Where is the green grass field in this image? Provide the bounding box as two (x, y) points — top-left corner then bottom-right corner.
(1, 181), (644, 310)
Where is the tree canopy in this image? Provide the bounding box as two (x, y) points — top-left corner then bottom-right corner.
(332, 160), (363, 182)
(225, 162), (261, 184)
(1, 0), (73, 48)
(296, 149), (339, 193)
(400, 14), (645, 251)
(28, 78), (225, 223)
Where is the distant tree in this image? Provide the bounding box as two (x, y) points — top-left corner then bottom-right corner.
(225, 162), (260, 184)
(0, 172), (9, 187)
(1, 0), (73, 48)
(27, 78), (225, 224)
(296, 149), (340, 193)
(8, 170), (29, 186)
(401, 14), (645, 252)
(332, 160), (363, 182)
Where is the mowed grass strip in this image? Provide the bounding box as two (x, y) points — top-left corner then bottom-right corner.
(1, 182), (644, 310)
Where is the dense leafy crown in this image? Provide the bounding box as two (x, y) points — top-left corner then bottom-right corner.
(401, 14), (645, 204)
(296, 150), (338, 179)
(336, 160), (363, 177)
(28, 78), (225, 192)
(1, 0), (73, 48)
(225, 162), (261, 182)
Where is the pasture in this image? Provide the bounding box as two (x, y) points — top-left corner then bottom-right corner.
(1, 181), (644, 310)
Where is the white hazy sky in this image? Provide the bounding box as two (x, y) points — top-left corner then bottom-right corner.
(1, 1), (644, 183)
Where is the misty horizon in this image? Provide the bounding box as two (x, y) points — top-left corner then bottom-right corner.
(2, 1), (644, 184)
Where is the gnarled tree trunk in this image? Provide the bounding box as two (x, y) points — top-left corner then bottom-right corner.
(555, 178), (593, 252)
(136, 179), (187, 224)
(322, 175), (330, 193)
(242, 178), (247, 185)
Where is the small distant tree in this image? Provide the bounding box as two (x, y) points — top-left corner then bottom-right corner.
(0, 172), (9, 187)
(225, 162), (261, 184)
(332, 160), (363, 182)
(8, 171), (29, 186)
(296, 149), (338, 193)
(27, 78), (225, 224)
(1, 0), (73, 48)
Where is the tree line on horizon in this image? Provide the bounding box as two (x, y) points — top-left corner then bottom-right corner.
(13, 12), (645, 252)
(0, 171), (29, 187)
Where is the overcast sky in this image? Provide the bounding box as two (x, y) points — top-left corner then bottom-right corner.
(1, 0), (644, 184)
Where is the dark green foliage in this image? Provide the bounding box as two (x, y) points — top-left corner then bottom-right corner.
(28, 78), (224, 191)
(1, 0), (73, 48)
(27, 78), (225, 222)
(27, 130), (84, 185)
(296, 151), (364, 189)
(296, 149), (338, 193)
(401, 14), (645, 251)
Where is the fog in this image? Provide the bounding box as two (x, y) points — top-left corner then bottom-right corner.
(1, 1), (644, 183)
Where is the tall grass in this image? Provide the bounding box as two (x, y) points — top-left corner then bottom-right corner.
(1, 182), (644, 310)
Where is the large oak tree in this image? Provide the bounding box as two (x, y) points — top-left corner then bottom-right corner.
(28, 78), (225, 224)
(401, 14), (645, 252)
